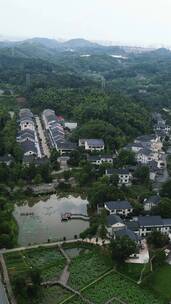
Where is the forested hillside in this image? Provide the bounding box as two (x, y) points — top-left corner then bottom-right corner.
(30, 88), (152, 148)
(1, 38), (171, 151)
(1, 39), (171, 110)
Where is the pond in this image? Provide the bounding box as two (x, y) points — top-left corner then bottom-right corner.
(13, 194), (89, 246)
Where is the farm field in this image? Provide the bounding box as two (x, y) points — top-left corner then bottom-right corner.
(3, 243), (167, 304)
(4, 246), (66, 282)
(68, 249), (112, 290)
(37, 285), (72, 304)
(82, 271), (164, 304)
(143, 264), (171, 302)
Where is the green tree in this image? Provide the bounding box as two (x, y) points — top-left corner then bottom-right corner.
(160, 180), (171, 198)
(118, 149), (136, 167)
(147, 231), (169, 248)
(110, 236), (137, 263)
(133, 166), (149, 184)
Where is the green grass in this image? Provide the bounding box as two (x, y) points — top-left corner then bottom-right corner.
(82, 271), (164, 304)
(68, 250), (112, 290)
(143, 264), (171, 302)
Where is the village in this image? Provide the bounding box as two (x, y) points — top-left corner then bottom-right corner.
(1, 106), (171, 304)
(0, 107), (171, 263)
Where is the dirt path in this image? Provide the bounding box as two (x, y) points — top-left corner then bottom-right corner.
(58, 245), (71, 285)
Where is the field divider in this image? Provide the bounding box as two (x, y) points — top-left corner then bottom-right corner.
(80, 268), (114, 292)
(58, 268), (114, 304)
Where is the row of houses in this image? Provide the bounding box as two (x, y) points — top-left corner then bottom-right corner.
(42, 109), (77, 155)
(100, 200), (171, 244)
(17, 109), (41, 157)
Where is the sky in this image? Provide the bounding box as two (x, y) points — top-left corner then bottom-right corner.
(1, 0), (171, 46)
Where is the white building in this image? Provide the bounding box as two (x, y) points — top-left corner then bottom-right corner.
(143, 195), (160, 211)
(138, 216), (171, 237)
(106, 215), (126, 237)
(88, 155), (113, 166)
(104, 200), (133, 217)
(79, 139), (104, 151)
(105, 168), (132, 186)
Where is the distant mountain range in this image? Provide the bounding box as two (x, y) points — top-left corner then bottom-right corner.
(0, 37), (170, 61)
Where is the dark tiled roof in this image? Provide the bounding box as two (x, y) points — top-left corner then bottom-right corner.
(136, 134), (156, 142)
(115, 228), (140, 242)
(57, 141), (77, 150)
(23, 155), (49, 165)
(138, 216), (163, 227)
(163, 219), (171, 226)
(86, 139), (104, 147)
(105, 200), (132, 210)
(145, 195), (160, 205)
(21, 141), (37, 154)
(107, 215), (123, 226)
(18, 129), (35, 137)
(88, 155), (113, 162)
(138, 148), (153, 156)
(87, 155), (100, 161)
(124, 220), (139, 231)
(114, 168), (130, 175)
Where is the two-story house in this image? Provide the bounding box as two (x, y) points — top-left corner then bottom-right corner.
(104, 200), (133, 217)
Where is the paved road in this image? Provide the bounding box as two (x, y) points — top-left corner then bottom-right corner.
(35, 116), (50, 158)
(0, 238), (109, 255)
(0, 274), (9, 304)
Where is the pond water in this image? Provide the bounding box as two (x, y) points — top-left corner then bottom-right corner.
(13, 195), (89, 246)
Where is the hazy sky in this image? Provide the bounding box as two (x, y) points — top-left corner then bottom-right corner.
(1, 0), (171, 45)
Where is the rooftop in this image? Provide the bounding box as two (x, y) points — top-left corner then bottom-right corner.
(57, 141), (77, 150)
(144, 195), (160, 206)
(115, 228), (141, 242)
(107, 215), (123, 226)
(86, 139), (104, 147)
(136, 134), (156, 142)
(138, 216), (163, 227)
(21, 141), (37, 154)
(105, 200), (132, 210)
(138, 148), (153, 156)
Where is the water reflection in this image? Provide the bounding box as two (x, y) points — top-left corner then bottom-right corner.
(13, 195), (89, 246)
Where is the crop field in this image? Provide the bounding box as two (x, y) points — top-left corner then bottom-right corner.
(38, 285), (72, 304)
(4, 246), (66, 282)
(82, 271), (164, 304)
(4, 244), (165, 304)
(68, 249), (112, 290)
(143, 264), (171, 302)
